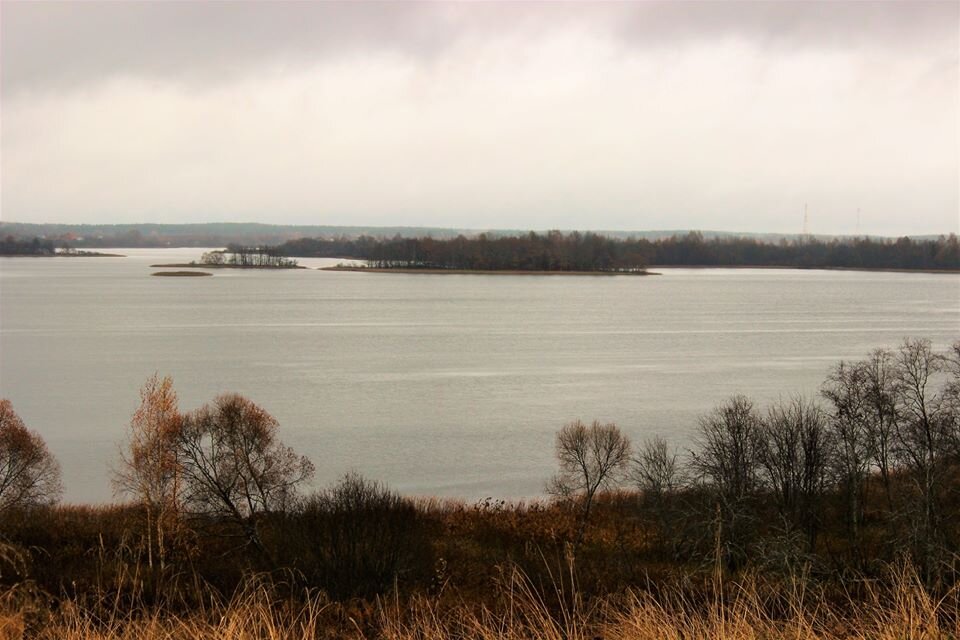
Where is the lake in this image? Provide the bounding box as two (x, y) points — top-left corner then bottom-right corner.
(1, 248), (958, 503)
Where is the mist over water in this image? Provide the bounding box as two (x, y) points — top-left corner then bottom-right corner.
(1, 248), (958, 503)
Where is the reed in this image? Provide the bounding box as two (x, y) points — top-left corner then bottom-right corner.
(0, 560), (955, 639)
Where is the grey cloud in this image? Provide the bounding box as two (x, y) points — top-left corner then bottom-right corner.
(1, 1), (955, 234)
(1, 2), (455, 93)
(614, 1), (958, 51)
(3, 1), (956, 94)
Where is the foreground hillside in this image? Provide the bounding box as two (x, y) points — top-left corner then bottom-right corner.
(0, 337), (958, 637)
(0, 496), (958, 639)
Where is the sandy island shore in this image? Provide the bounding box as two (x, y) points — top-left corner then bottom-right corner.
(151, 263), (306, 269)
(319, 266), (659, 276)
(151, 270), (213, 277)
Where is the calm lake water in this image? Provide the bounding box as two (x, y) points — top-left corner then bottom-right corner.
(1, 248), (958, 503)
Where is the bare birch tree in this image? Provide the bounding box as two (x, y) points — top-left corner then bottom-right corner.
(114, 374), (183, 569)
(548, 419), (631, 550)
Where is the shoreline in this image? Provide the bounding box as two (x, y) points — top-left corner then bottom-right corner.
(309, 262), (960, 276)
(1, 251), (126, 258)
(151, 270), (213, 277)
(319, 266), (658, 276)
(150, 262), (305, 269)
(650, 264), (960, 275)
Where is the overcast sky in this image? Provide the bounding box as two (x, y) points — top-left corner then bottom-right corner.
(2, 1), (957, 235)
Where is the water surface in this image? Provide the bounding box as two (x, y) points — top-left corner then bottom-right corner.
(1, 248), (957, 503)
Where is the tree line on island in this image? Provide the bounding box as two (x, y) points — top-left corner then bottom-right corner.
(275, 231), (960, 272)
(0, 235), (56, 256)
(1, 235), (119, 257)
(6, 229), (958, 272)
(1, 338), (959, 636)
(199, 246), (299, 268)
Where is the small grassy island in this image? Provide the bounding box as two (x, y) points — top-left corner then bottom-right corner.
(151, 270), (213, 277)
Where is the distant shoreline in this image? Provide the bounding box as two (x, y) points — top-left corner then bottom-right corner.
(320, 266), (659, 276)
(650, 264), (960, 275)
(317, 264), (960, 276)
(1, 251), (126, 258)
(151, 262), (306, 269)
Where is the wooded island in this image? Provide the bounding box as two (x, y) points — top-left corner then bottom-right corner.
(276, 230), (960, 272)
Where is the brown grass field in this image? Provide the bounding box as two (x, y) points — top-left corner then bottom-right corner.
(1, 495), (958, 639)
(0, 562), (955, 639)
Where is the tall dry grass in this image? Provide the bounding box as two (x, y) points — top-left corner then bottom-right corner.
(379, 561), (959, 640)
(1, 562), (955, 640)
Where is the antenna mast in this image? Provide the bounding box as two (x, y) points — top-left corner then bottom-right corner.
(802, 204), (809, 236)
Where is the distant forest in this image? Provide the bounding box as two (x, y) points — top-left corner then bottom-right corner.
(3, 223), (958, 271)
(277, 231), (960, 272)
(0, 235), (56, 256)
(0, 222), (485, 249)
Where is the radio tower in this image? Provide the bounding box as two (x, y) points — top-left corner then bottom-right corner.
(856, 207), (861, 237)
(802, 203), (809, 236)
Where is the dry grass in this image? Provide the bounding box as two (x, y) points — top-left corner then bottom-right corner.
(378, 562), (959, 640)
(1, 502), (958, 639)
(0, 580), (334, 640)
(0, 562), (955, 640)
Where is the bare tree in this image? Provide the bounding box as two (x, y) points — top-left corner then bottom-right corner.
(175, 394), (315, 558)
(689, 395), (763, 570)
(547, 419), (631, 550)
(822, 360), (873, 563)
(114, 374), (182, 569)
(757, 396), (832, 550)
(632, 436), (681, 498)
(860, 349), (900, 507)
(0, 399), (62, 511)
(631, 435), (683, 550)
(891, 338), (953, 582)
(690, 395), (762, 502)
(938, 340), (960, 459)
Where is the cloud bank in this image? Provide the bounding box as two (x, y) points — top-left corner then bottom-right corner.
(2, 1), (957, 235)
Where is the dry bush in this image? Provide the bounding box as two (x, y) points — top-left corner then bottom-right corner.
(278, 473), (433, 600)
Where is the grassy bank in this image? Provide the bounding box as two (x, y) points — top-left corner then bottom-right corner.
(1, 482), (958, 638)
(0, 531), (955, 639)
(1, 337), (956, 637)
